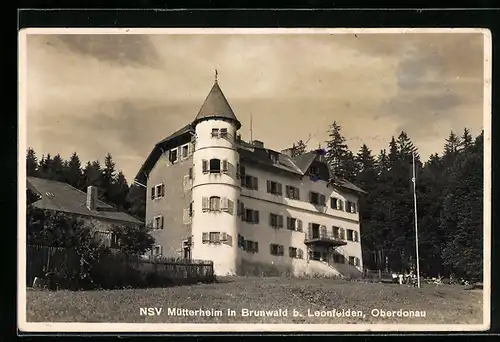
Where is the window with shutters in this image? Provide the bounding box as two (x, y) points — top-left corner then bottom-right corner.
(339, 228), (346, 240)
(309, 191), (325, 206)
(209, 196), (220, 211)
(269, 213), (284, 229)
(201, 232), (229, 244)
(331, 197), (342, 210)
(270, 244), (284, 256)
(152, 215), (163, 230)
(244, 208), (259, 224)
(220, 128), (228, 139)
(209, 159), (221, 173)
(338, 199), (344, 211)
(289, 247), (297, 258)
(333, 253), (346, 264)
(332, 226), (341, 239)
(169, 148), (179, 163)
(347, 229), (354, 241)
(154, 184), (165, 199)
(287, 217), (296, 231)
(245, 240), (259, 253)
(209, 232), (221, 243)
(267, 180), (282, 195)
(345, 200), (357, 213)
(150, 186), (156, 200)
(285, 185), (300, 200)
(242, 175), (258, 190)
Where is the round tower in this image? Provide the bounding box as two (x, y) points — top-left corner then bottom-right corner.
(190, 73), (242, 276)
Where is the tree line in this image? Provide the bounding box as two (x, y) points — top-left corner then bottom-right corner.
(26, 122), (484, 280)
(292, 122), (484, 281)
(26, 150), (146, 220)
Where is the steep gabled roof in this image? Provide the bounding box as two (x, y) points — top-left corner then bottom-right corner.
(27, 177), (143, 224)
(192, 81), (241, 129)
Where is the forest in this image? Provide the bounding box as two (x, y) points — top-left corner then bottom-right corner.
(26, 121), (484, 281)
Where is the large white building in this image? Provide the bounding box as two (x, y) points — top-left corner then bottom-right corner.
(135, 76), (366, 278)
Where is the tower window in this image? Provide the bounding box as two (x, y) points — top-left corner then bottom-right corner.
(209, 196), (220, 211)
(220, 128), (228, 139)
(211, 128), (219, 137)
(209, 158), (221, 173)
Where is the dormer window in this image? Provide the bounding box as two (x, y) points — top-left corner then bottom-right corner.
(270, 152), (279, 164)
(309, 166), (319, 175)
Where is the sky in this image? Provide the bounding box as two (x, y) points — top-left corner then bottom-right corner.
(23, 31), (486, 183)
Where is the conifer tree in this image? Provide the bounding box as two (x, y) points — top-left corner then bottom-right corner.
(325, 121), (352, 179)
(66, 152), (82, 189)
(291, 140), (307, 157)
(26, 148), (38, 177)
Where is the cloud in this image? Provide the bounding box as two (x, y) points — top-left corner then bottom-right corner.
(23, 32), (486, 182)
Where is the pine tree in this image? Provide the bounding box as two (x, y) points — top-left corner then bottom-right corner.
(460, 127), (474, 151)
(102, 153), (116, 202)
(325, 121), (352, 179)
(291, 140), (307, 157)
(442, 130), (461, 167)
(39, 154), (53, 179)
(109, 171), (129, 210)
(51, 154), (65, 182)
(66, 152), (82, 189)
(26, 148), (38, 177)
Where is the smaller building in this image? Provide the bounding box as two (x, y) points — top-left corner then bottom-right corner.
(26, 177), (143, 247)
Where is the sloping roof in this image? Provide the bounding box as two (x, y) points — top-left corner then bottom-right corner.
(135, 124), (194, 183)
(192, 81), (241, 129)
(27, 177), (143, 224)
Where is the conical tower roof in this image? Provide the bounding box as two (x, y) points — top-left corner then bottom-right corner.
(192, 76), (241, 130)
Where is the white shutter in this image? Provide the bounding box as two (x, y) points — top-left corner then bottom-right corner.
(221, 197), (229, 212)
(228, 199), (234, 215)
(202, 197), (209, 211)
(188, 142), (194, 155)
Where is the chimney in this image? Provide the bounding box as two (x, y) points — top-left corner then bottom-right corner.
(252, 140), (264, 148)
(86, 186), (97, 211)
(281, 148), (293, 157)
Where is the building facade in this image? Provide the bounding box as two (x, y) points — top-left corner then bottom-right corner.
(137, 77), (366, 277)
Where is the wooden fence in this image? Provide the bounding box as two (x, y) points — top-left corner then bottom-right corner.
(26, 245), (215, 289)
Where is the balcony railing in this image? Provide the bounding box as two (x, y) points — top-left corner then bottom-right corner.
(304, 231), (347, 247)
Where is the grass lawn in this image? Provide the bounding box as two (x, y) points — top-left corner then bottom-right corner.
(26, 276), (483, 324)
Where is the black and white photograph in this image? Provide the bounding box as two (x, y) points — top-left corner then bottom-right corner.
(18, 28), (491, 332)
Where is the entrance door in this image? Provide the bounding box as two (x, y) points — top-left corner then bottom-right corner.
(183, 247), (191, 259)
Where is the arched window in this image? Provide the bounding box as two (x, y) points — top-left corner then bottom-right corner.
(209, 158), (221, 173)
(209, 196), (220, 211)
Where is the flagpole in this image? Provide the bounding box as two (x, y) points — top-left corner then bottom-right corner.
(412, 152), (421, 288)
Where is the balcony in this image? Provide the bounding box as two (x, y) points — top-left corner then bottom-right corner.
(304, 230), (347, 247)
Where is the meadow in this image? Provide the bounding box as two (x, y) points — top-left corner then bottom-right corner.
(26, 276), (483, 324)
